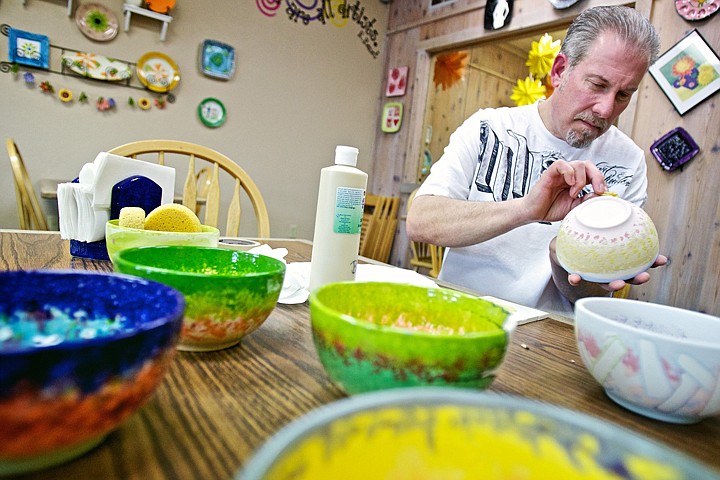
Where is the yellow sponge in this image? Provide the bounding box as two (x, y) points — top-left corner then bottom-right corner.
(118, 207), (146, 229)
(144, 204), (202, 232)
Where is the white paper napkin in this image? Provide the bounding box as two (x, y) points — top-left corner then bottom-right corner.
(480, 296), (548, 325)
(57, 151), (176, 243)
(270, 262), (439, 305)
(91, 152), (175, 208)
(57, 181), (109, 242)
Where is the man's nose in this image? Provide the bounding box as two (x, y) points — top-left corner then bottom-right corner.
(592, 93), (615, 119)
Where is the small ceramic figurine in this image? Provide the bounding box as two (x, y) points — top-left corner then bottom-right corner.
(484, 0), (513, 30)
(145, 0), (175, 14)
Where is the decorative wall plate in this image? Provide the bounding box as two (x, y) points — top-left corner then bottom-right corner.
(136, 51), (180, 93)
(61, 52), (132, 81)
(385, 66), (408, 97)
(675, 0), (718, 21)
(198, 98), (226, 128)
(75, 3), (119, 42)
(8, 28), (49, 69)
(650, 127), (700, 172)
(200, 39), (236, 80)
(381, 102), (403, 133)
(547, 0), (582, 8)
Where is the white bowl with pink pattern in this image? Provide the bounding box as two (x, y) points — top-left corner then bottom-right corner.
(575, 297), (720, 424)
(556, 195), (659, 283)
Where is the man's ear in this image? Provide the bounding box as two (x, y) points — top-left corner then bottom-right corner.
(549, 53), (569, 88)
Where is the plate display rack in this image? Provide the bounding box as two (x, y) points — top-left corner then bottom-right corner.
(1, 23), (168, 95)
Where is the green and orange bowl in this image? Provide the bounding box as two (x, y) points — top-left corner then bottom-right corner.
(114, 246), (286, 352)
(309, 282), (515, 394)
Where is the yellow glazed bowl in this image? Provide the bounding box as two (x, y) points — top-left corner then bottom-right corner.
(239, 388), (719, 480)
(556, 195), (659, 282)
(105, 219), (220, 262)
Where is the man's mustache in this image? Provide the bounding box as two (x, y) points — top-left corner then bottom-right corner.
(575, 112), (608, 130)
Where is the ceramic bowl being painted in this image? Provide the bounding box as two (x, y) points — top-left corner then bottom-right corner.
(105, 219), (220, 262)
(556, 195), (659, 283)
(0, 270), (184, 476)
(114, 246), (286, 352)
(309, 282), (514, 394)
(239, 388), (719, 480)
(575, 297), (720, 424)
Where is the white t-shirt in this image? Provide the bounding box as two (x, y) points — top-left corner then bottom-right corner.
(416, 102), (648, 315)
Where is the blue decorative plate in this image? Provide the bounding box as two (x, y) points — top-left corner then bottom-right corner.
(200, 39), (236, 80)
(8, 28), (50, 69)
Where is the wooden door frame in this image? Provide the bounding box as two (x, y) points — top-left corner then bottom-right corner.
(402, 0), (653, 183)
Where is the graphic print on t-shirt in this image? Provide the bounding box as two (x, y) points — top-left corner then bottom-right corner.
(474, 120), (633, 202)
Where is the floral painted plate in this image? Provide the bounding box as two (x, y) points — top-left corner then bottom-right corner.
(675, 0), (718, 20)
(75, 3), (119, 42)
(61, 52), (132, 81)
(200, 39), (236, 80)
(198, 98), (226, 128)
(136, 51), (180, 93)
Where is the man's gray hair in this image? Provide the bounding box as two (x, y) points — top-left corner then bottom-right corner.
(561, 6), (660, 69)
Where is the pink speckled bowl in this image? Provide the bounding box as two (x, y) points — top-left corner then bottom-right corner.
(575, 297), (720, 424)
(556, 195), (659, 283)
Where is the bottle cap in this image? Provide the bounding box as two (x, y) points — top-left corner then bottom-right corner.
(335, 145), (359, 167)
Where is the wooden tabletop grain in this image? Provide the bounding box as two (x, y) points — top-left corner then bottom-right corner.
(1, 230), (718, 479)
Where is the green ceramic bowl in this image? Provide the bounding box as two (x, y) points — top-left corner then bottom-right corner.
(105, 219), (220, 263)
(114, 246), (286, 352)
(309, 282), (514, 394)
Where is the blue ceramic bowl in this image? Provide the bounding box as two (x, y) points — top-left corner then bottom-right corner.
(0, 270), (185, 476)
(240, 388), (720, 480)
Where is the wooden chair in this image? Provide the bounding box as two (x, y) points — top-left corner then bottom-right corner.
(108, 140), (270, 237)
(406, 188), (444, 278)
(359, 193), (399, 263)
(6, 138), (49, 231)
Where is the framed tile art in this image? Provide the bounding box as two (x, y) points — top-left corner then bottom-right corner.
(381, 102), (403, 133)
(386, 66), (408, 97)
(649, 29), (720, 115)
(8, 28), (50, 69)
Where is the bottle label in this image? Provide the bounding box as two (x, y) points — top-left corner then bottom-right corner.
(333, 187), (365, 234)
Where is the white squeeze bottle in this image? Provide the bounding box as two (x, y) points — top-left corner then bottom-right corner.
(309, 146), (368, 293)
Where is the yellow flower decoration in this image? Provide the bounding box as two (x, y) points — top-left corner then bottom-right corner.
(138, 97), (152, 110)
(526, 33), (561, 79)
(58, 89), (73, 102)
(697, 63), (718, 86)
(511, 76), (546, 106)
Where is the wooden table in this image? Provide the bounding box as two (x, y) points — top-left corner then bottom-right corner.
(1, 230), (718, 479)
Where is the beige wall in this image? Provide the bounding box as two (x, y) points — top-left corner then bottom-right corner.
(1, 1), (389, 239)
(370, 0), (720, 315)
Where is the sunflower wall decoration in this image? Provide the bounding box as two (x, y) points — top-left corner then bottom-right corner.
(511, 33), (561, 106)
(433, 51), (469, 91)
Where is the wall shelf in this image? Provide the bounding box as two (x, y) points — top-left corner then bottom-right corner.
(122, 4), (173, 41)
(21, 0), (74, 17)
